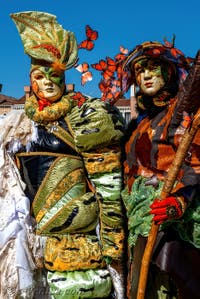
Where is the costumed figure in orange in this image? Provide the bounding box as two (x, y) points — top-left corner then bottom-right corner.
(121, 40), (200, 299)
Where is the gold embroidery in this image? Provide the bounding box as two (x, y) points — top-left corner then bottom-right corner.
(32, 155), (83, 216)
(82, 149), (121, 175)
(44, 235), (105, 271)
(36, 168), (86, 223)
(25, 93), (74, 124)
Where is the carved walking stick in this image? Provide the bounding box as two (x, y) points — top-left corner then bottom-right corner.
(136, 50), (200, 299)
(136, 109), (200, 299)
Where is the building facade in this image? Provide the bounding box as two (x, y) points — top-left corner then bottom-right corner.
(0, 85), (134, 124)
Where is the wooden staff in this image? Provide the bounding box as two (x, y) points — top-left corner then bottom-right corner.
(136, 107), (200, 299)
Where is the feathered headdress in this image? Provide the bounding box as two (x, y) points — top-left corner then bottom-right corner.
(121, 40), (193, 92)
(10, 11), (78, 72)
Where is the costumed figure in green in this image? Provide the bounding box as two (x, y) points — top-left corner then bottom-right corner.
(0, 11), (126, 299)
(121, 41), (200, 298)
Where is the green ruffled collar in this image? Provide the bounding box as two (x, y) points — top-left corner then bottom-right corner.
(24, 93), (75, 125)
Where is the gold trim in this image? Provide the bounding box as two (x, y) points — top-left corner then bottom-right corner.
(46, 122), (77, 152)
(36, 195), (79, 234)
(16, 151), (81, 159)
(64, 115), (75, 138)
(36, 167), (86, 223)
(31, 155), (83, 216)
(176, 196), (187, 214)
(16, 151), (66, 158)
(15, 155), (21, 169)
(32, 156), (62, 215)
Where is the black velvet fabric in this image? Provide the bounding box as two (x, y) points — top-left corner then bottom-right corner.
(18, 118), (78, 201)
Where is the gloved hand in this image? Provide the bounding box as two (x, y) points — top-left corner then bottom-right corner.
(150, 196), (185, 225)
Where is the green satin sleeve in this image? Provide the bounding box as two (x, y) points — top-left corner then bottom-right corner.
(47, 268), (112, 298)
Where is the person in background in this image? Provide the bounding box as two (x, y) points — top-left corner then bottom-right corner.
(0, 11), (126, 299)
(121, 40), (200, 299)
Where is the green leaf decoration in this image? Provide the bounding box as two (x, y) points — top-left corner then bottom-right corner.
(10, 11), (78, 69)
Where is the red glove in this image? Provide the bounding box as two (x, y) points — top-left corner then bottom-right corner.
(150, 196), (185, 225)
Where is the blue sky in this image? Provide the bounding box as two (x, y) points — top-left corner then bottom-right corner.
(0, 0), (199, 99)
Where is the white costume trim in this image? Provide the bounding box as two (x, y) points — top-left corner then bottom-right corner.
(0, 110), (43, 298)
